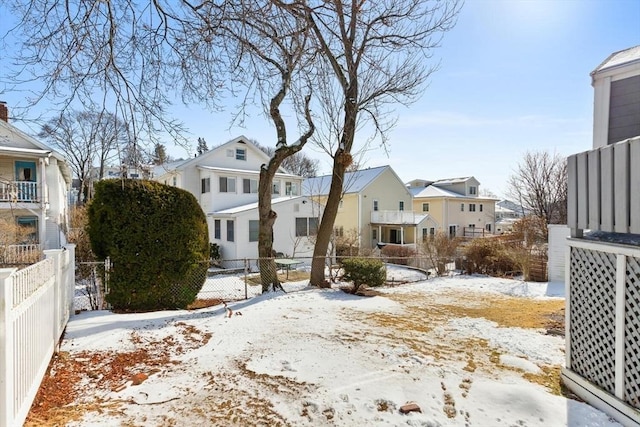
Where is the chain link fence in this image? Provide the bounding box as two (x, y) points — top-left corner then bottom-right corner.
(71, 254), (446, 312)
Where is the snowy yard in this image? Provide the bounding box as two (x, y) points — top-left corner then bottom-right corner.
(30, 270), (620, 426)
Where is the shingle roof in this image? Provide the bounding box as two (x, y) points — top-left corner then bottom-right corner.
(303, 166), (388, 196)
(592, 45), (640, 74)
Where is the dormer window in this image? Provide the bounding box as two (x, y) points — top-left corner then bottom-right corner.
(469, 186), (477, 195)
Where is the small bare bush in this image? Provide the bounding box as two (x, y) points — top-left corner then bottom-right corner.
(422, 232), (460, 276)
(381, 245), (416, 265)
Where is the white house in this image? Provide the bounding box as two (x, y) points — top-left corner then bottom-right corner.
(0, 102), (72, 252)
(153, 136), (321, 262)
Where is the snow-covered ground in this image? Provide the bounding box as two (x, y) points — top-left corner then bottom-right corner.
(54, 271), (621, 427)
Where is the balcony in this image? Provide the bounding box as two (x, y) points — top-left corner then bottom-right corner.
(371, 210), (422, 225)
(0, 181), (39, 203)
(567, 136), (640, 236)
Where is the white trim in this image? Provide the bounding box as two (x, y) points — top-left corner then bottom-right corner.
(615, 254), (626, 399)
(567, 237), (640, 258)
(565, 240), (572, 367)
(562, 368), (640, 427)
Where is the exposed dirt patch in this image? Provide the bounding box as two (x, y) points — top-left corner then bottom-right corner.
(25, 323), (212, 426)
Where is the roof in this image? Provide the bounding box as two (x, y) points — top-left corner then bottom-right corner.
(197, 165), (300, 179)
(592, 45), (640, 75)
(303, 165), (388, 196)
(153, 135), (287, 176)
(431, 176), (476, 185)
(211, 196), (308, 215)
(410, 185), (464, 198)
(0, 119), (72, 184)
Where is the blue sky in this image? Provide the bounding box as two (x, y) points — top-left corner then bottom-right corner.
(1, 0), (640, 197)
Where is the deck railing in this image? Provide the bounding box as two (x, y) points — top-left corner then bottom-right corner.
(0, 181), (39, 203)
(567, 136), (640, 236)
(371, 210), (419, 224)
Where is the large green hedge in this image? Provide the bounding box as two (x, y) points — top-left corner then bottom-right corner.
(88, 179), (209, 310)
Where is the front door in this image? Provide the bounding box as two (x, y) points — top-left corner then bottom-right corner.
(15, 161), (37, 201)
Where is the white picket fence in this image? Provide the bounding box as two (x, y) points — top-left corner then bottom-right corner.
(0, 244), (75, 427)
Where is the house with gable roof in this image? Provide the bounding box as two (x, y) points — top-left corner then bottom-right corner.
(304, 165), (436, 251)
(408, 176), (497, 238)
(0, 102), (72, 255)
(153, 136), (321, 261)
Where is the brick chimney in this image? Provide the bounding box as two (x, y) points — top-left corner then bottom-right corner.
(0, 101), (8, 122)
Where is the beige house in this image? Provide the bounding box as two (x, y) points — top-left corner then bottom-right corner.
(304, 166), (436, 251)
(0, 102), (72, 254)
(408, 177), (496, 238)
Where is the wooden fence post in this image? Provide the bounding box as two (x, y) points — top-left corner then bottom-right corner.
(0, 268), (17, 427)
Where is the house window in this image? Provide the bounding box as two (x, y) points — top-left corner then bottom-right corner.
(334, 226), (344, 237)
(243, 178), (258, 194)
(296, 217), (318, 237)
(285, 181), (298, 196)
(172, 176), (177, 186)
(422, 203), (429, 212)
(227, 220), (235, 242)
(399, 201), (404, 211)
(460, 204), (464, 212)
(17, 217), (38, 243)
(422, 228), (429, 241)
(214, 220), (221, 239)
(430, 227), (435, 236)
(480, 204), (483, 212)
(469, 204), (476, 212)
(469, 224), (476, 228)
(272, 182), (280, 195)
(373, 200), (379, 211)
(469, 186), (477, 195)
(201, 177), (211, 193)
(295, 217), (307, 237)
(249, 220), (259, 242)
(220, 177), (236, 193)
(309, 217), (319, 235)
(236, 148), (246, 160)
(486, 223), (492, 232)
(372, 229), (378, 240)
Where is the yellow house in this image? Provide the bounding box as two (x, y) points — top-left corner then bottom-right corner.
(408, 177), (496, 238)
(304, 166), (437, 251)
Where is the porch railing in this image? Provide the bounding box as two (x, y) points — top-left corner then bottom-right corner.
(567, 136), (640, 236)
(1, 244), (43, 265)
(0, 181), (39, 203)
(371, 210), (419, 224)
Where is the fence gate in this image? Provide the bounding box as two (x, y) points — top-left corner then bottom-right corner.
(75, 259), (110, 311)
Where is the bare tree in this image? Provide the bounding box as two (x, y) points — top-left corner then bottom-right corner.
(252, 140), (320, 177)
(38, 110), (124, 204)
(507, 151), (568, 228)
(277, 0), (462, 286)
(4, 0), (222, 148)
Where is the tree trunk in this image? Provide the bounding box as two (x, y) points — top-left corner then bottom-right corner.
(258, 164), (283, 293)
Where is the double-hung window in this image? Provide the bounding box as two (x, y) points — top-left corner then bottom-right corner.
(227, 220), (235, 242)
(220, 177), (236, 193)
(201, 177), (211, 193)
(243, 178), (258, 194)
(249, 220), (259, 242)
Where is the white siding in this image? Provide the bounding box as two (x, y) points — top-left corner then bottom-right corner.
(547, 224), (569, 283)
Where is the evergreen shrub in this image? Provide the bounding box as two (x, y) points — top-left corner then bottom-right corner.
(88, 179), (209, 310)
(342, 257), (386, 294)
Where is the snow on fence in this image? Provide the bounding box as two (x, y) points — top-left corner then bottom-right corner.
(0, 244), (75, 427)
